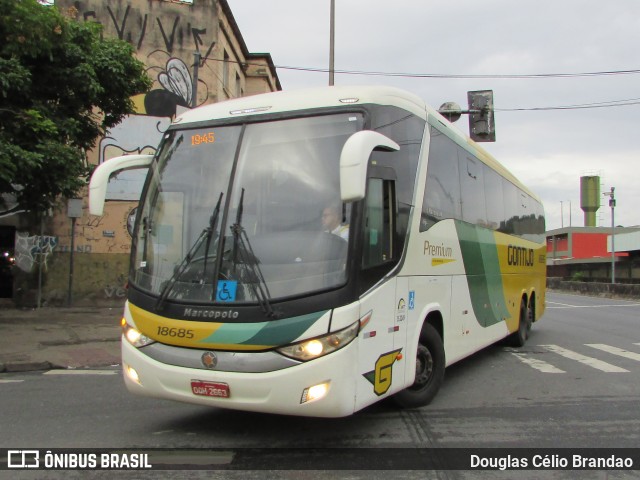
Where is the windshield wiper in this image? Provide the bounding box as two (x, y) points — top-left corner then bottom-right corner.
(203, 192), (224, 275)
(229, 188), (276, 318)
(155, 192), (224, 311)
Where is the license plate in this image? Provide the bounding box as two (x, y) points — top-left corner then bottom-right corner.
(191, 380), (230, 398)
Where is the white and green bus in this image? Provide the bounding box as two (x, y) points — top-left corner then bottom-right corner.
(90, 85), (546, 417)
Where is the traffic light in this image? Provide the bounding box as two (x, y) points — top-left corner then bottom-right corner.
(467, 90), (495, 142)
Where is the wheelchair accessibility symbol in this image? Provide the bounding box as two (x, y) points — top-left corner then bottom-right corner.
(216, 280), (237, 302)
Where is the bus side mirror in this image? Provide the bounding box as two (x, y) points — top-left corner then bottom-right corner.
(339, 131), (399, 202)
(89, 154), (153, 216)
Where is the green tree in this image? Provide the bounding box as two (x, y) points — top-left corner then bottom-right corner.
(0, 0), (152, 212)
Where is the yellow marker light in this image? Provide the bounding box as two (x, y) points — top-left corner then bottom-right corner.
(125, 365), (141, 385)
(300, 382), (330, 404)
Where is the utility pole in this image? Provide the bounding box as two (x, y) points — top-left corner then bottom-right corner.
(569, 200), (572, 227)
(329, 0), (335, 86)
(66, 199), (83, 307)
(603, 187), (616, 284)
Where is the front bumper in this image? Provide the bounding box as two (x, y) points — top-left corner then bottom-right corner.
(121, 336), (359, 418)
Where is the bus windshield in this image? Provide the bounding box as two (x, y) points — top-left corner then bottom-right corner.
(131, 113), (364, 306)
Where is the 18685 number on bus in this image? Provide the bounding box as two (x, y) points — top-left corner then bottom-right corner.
(157, 327), (194, 339)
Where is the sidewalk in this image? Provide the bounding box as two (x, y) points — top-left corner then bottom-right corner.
(0, 304), (124, 373)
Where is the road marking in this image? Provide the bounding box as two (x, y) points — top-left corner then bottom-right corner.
(510, 353), (565, 373)
(540, 344), (629, 372)
(546, 302), (640, 309)
(586, 344), (640, 362)
(0, 379), (24, 384)
(43, 370), (117, 375)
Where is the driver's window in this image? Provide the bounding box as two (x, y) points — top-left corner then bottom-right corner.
(362, 178), (395, 268)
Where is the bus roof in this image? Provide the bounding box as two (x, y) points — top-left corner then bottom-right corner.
(173, 85), (540, 203)
(175, 85), (428, 123)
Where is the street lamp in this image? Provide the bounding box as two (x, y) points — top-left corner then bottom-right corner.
(603, 187), (616, 284)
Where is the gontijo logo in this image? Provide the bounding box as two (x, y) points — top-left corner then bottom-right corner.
(507, 245), (534, 267)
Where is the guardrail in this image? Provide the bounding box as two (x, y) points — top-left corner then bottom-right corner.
(547, 278), (640, 299)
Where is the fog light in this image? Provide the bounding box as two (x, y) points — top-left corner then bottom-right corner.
(300, 381), (330, 404)
(125, 365), (141, 385)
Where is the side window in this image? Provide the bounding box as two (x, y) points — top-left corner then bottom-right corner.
(459, 152), (487, 227)
(534, 201), (546, 234)
(368, 106), (424, 207)
(518, 191), (529, 234)
(362, 178), (395, 269)
(501, 179), (519, 234)
(483, 166), (504, 231)
(520, 192), (542, 235)
(421, 127), (461, 231)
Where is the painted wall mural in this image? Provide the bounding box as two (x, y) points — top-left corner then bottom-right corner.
(102, 56), (193, 201)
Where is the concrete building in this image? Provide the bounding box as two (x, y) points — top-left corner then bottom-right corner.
(0, 0), (281, 305)
(547, 226), (640, 282)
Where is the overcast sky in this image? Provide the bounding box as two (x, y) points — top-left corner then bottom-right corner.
(227, 0), (640, 231)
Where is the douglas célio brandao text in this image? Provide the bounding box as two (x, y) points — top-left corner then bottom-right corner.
(470, 453), (635, 470)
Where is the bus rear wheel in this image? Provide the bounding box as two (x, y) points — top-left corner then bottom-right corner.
(508, 298), (531, 347)
(392, 322), (445, 409)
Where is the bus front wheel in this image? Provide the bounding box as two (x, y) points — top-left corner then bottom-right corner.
(392, 322), (445, 409)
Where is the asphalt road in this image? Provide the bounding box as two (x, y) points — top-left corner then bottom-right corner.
(1, 291), (639, 480)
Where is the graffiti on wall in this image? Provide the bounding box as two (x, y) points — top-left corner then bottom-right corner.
(50, 1), (225, 256)
(95, 4), (216, 59)
(102, 57), (196, 201)
(68, 1), (216, 110)
(15, 232), (59, 273)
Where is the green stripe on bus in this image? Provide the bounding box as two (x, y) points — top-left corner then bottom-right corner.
(199, 310), (328, 347)
(455, 221), (509, 327)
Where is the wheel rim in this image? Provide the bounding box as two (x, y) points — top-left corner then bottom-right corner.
(413, 344), (434, 388)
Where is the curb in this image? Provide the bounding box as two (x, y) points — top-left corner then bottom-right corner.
(3, 361), (54, 373)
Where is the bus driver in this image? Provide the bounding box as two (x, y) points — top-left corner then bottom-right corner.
(322, 204), (349, 241)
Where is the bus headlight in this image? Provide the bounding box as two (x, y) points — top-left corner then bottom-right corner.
(122, 320), (155, 348)
(276, 321), (359, 361)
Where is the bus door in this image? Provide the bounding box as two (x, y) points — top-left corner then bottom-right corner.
(356, 175), (406, 407)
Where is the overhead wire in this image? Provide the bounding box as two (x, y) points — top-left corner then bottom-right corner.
(274, 64), (640, 79)
(203, 56), (640, 111)
(497, 98), (640, 112)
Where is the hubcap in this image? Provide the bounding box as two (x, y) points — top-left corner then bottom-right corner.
(414, 345), (434, 387)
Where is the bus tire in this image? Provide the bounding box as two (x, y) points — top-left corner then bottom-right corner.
(508, 298), (531, 347)
(392, 322), (445, 409)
